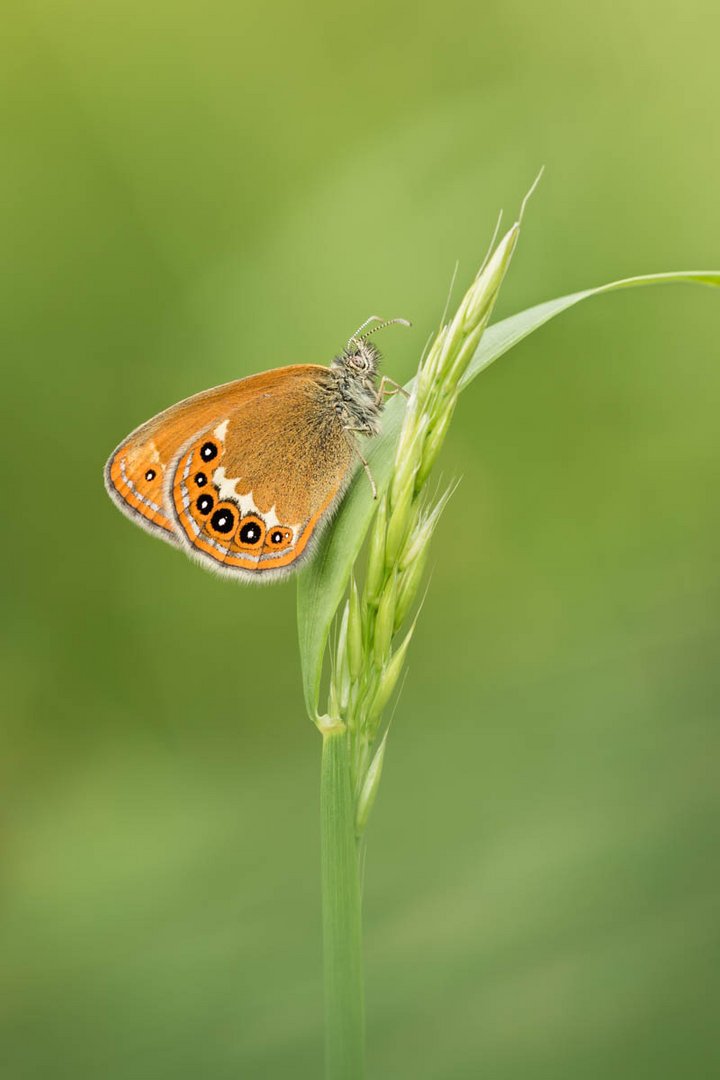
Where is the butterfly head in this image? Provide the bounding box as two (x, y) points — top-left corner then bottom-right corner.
(333, 337), (381, 382)
(331, 315), (410, 382)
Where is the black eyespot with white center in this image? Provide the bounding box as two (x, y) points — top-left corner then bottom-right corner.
(211, 508), (235, 534)
(271, 530), (284, 544)
(194, 472), (207, 487)
(200, 441), (218, 462)
(239, 521), (262, 545)
(145, 469), (156, 482)
(196, 494), (214, 515)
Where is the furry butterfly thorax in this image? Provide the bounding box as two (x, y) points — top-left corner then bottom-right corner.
(105, 323), (407, 581)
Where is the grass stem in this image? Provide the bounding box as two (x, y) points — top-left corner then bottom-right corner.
(320, 725), (365, 1079)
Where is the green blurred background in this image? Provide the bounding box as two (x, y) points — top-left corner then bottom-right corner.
(2, 1), (719, 1077)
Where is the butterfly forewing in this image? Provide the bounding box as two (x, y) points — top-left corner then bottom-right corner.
(106, 439), (176, 541)
(104, 377), (262, 544)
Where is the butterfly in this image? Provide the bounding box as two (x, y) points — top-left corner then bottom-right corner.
(104, 317), (409, 580)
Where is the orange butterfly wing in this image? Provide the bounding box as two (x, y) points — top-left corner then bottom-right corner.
(105, 365), (356, 578)
(166, 366), (355, 579)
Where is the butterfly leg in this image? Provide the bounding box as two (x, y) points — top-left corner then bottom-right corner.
(355, 448), (378, 500)
(375, 376), (410, 405)
(343, 429), (378, 499)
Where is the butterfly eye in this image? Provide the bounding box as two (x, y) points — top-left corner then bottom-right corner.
(350, 346), (375, 374)
(200, 441), (218, 462)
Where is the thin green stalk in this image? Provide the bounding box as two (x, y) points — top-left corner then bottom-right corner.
(320, 724), (365, 1080)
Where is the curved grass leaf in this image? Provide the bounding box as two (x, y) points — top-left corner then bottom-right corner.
(460, 271), (720, 390)
(297, 269), (720, 720)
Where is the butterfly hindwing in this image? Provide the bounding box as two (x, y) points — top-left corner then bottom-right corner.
(166, 367), (355, 579)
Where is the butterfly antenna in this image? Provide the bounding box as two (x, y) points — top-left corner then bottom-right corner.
(347, 315), (411, 350)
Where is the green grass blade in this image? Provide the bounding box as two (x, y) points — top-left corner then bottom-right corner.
(297, 269), (720, 721)
(460, 270), (720, 389)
